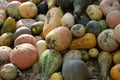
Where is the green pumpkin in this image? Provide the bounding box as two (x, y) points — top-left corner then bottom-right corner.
(62, 59), (89, 80)
(86, 20), (102, 36)
(39, 49), (62, 80)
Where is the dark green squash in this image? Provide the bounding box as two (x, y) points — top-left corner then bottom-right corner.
(75, 13), (90, 26)
(39, 49), (62, 80)
(37, 1), (48, 14)
(56, 0), (74, 13)
(62, 59), (89, 80)
(73, 0), (94, 16)
(86, 20), (102, 36)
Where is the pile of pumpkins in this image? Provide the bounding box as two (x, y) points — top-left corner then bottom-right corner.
(0, 0), (120, 80)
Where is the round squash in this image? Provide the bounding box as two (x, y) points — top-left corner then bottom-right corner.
(13, 26), (32, 40)
(114, 24), (120, 43)
(10, 43), (38, 70)
(0, 0), (8, 10)
(6, 1), (22, 20)
(97, 29), (119, 52)
(61, 12), (75, 28)
(106, 10), (120, 28)
(86, 20), (102, 36)
(113, 50), (120, 64)
(110, 64), (120, 80)
(86, 5), (103, 20)
(16, 19), (36, 29)
(19, 1), (38, 18)
(14, 34), (37, 47)
(30, 21), (44, 35)
(0, 63), (18, 80)
(49, 72), (63, 80)
(45, 26), (72, 51)
(71, 24), (86, 37)
(100, 0), (120, 16)
(63, 50), (82, 62)
(62, 59), (89, 80)
(0, 46), (12, 65)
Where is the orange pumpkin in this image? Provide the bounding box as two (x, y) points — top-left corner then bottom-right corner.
(106, 10), (120, 29)
(14, 34), (37, 47)
(10, 43), (38, 70)
(19, 1), (38, 18)
(100, 0), (120, 16)
(110, 64), (120, 80)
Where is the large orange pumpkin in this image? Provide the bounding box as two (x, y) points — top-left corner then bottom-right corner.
(110, 64), (120, 80)
(19, 1), (38, 18)
(10, 43), (38, 70)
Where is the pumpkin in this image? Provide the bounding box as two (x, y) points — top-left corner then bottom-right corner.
(86, 20), (102, 36)
(14, 34), (37, 47)
(97, 29), (119, 52)
(45, 26), (72, 51)
(0, 0), (8, 10)
(10, 43), (38, 70)
(37, 1), (48, 14)
(62, 59), (89, 80)
(43, 7), (63, 37)
(71, 24), (86, 37)
(86, 4), (103, 20)
(0, 46), (12, 65)
(114, 24), (120, 43)
(106, 10), (120, 28)
(100, 0), (120, 16)
(30, 21), (44, 35)
(19, 1), (38, 18)
(0, 63), (18, 80)
(113, 50), (120, 64)
(69, 33), (97, 49)
(39, 49), (62, 80)
(16, 19), (36, 29)
(110, 64), (120, 80)
(6, 1), (22, 20)
(0, 32), (14, 46)
(1, 17), (16, 34)
(13, 26), (32, 40)
(63, 50), (82, 62)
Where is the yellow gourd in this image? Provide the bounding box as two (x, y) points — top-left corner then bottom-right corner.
(69, 33), (97, 49)
(49, 72), (63, 80)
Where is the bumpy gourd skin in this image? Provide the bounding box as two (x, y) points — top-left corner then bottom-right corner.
(98, 51), (112, 80)
(100, 0), (120, 16)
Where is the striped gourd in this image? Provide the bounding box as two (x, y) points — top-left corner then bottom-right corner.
(39, 49), (62, 80)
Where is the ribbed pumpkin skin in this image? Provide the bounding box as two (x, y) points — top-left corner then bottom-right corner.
(62, 59), (89, 80)
(10, 43), (38, 70)
(39, 49), (62, 80)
